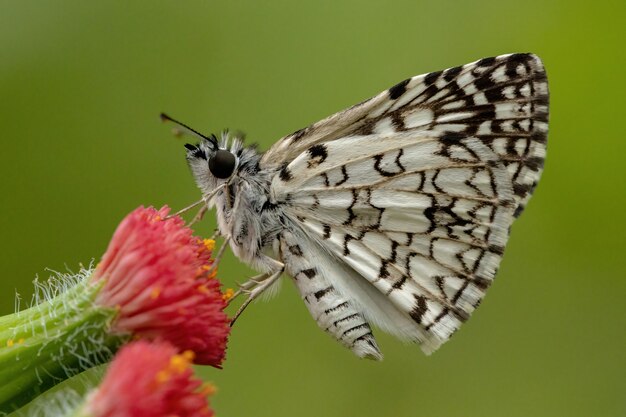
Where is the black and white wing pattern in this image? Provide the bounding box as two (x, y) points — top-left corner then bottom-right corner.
(267, 53), (548, 356)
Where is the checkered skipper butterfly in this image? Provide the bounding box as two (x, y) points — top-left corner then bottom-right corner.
(167, 53), (548, 359)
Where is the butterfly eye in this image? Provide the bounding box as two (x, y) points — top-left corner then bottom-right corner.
(208, 149), (236, 179)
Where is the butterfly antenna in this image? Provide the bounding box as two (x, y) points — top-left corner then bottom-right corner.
(160, 113), (218, 149)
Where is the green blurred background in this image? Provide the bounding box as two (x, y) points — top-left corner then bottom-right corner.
(1, 1), (624, 416)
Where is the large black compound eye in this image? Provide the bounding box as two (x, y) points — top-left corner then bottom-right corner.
(208, 149), (236, 179)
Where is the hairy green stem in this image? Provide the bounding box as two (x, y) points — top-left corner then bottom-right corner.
(0, 277), (127, 413)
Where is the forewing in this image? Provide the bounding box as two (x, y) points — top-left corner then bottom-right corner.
(269, 53), (548, 353)
(266, 53), (548, 215)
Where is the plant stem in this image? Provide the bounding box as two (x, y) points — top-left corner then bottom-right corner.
(0, 277), (127, 413)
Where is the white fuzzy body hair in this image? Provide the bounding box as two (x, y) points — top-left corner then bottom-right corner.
(187, 134), (283, 273)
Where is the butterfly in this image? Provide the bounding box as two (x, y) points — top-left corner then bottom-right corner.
(164, 53), (549, 360)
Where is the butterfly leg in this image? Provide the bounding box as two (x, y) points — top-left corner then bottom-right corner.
(188, 204), (208, 226)
(228, 272), (269, 304)
(230, 266), (284, 325)
(167, 199), (205, 219)
(207, 235), (230, 276)
(168, 182), (226, 224)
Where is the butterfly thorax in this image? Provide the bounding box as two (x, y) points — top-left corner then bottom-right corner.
(187, 134), (285, 272)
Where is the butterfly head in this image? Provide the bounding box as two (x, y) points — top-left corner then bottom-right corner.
(185, 136), (237, 180)
(160, 113), (240, 188)
(184, 132), (240, 195)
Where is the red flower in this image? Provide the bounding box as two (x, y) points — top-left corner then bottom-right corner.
(85, 340), (215, 417)
(93, 206), (230, 366)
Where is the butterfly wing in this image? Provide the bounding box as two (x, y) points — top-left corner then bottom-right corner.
(265, 53), (548, 216)
(267, 53), (548, 354)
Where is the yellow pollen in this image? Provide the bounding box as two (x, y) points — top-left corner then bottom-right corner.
(155, 369), (170, 384)
(169, 355), (189, 374)
(150, 287), (161, 299)
(155, 351), (195, 385)
(6, 339), (14, 347)
(222, 288), (235, 301)
(201, 265), (211, 271)
(154, 215), (162, 221)
(199, 382), (217, 396)
(197, 284), (209, 294)
(182, 350), (195, 361)
(203, 239), (215, 252)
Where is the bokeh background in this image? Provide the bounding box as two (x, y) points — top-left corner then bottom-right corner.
(1, 1), (625, 416)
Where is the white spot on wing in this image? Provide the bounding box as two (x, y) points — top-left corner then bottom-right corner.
(457, 72), (478, 89)
(491, 64), (508, 83)
(519, 83), (531, 97)
(436, 111), (474, 124)
(374, 117), (395, 134)
(404, 108), (434, 129)
(515, 138), (528, 156)
(502, 86), (516, 99)
(477, 121), (492, 135)
(492, 137), (508, 154)
(519, 119), (531, 132)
